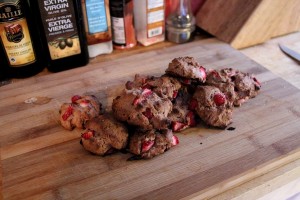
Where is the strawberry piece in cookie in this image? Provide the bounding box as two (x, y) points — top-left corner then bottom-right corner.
(59, 95), (101, 130)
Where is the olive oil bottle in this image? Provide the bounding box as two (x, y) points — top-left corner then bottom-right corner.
(31, 0), (89, 72)
(0, 0), (45, 78)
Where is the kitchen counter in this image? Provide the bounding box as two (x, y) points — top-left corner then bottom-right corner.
(1, 31), (300, 199)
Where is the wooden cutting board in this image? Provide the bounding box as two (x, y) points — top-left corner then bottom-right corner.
(1, 38), (300, 200)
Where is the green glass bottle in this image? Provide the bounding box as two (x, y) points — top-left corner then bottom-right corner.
(0, 0), (45, 78)
(31, 0), (89, 72)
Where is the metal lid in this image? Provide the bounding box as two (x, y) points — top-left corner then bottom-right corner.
(166, 14), (195, 29)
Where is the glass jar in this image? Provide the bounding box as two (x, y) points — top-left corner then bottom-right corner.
(166, 0), (195, 43)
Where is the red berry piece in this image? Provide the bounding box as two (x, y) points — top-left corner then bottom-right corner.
(142, 108), (154, 120)
(141, 88), (152, 97)
(188, 98), (198, 110)
(62, 105), (73, 121)
(199, 66), (206, 80)
(132, 96), (141, 106)
(211, 70), (221, 79)
(142, 140), (155, 152)
(171, 135), (179, 146)
(186, 111), (196, 127)
(213, 93), (226, 106)
(81, 130), (95, 140)
(71, 95), (82, 103)
(172, 90), (178, 99)
(171, 121), (186, 132)
(79, 99), (90, 108)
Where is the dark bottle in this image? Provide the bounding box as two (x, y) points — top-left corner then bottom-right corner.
(0, 49), (8, 80)
(31, 0), (89, 72)
(0, 0), (45, 78)
(109, 0), (136, 50)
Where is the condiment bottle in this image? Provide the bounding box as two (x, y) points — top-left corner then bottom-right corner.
(0, 0), (45, 78)
(82, 0), (113, 58)
(133, 0), (165, 46)
(109, 0), (136, 49)
(31, 0), (89, 72)
(166, 0), (195, 43)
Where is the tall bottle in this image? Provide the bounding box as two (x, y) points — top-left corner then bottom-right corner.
(0, 49), (8, 80)
(0, 0), (45, 78)
(109, 0), (136, 50)
(133, 0), (166, 46)
(82, 0), (113, 58)
(31, 0), (89, 72)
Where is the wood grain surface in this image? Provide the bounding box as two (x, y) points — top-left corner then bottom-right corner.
(1, 38), (300, 200)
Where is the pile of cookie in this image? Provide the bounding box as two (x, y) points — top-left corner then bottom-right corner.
(59, 57), (261, 160)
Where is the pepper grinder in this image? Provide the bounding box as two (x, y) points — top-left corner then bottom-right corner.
(166, 0), (195, 43)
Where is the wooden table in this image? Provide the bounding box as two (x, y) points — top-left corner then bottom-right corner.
(1, 31), (300, 199)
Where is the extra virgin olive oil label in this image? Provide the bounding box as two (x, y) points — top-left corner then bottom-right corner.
(38, 0), (81, 60)
(0, 1), (36, 67)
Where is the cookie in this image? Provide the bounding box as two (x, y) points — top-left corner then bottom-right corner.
(224, 68), (261, 106)
(206, 68), (261, 106)
(60, 95), (101, 130)
(205, 69), (236, 106)
(193, 86), (233, 128)
(112, 88), (172, 130)
(125, 74), (182, 100)
(80, 114), (128, 156)
(128, 129), (179, 159)
(165, 56), (206, 83)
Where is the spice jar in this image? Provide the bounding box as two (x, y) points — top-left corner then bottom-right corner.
(166, 0), (195, 43)
(133, 0), (166, 46)
(109, 0), (137, 49)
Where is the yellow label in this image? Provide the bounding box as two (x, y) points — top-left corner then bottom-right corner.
(0, 18), (36, 67)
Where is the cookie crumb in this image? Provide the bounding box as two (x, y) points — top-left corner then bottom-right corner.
(227, 127), (236, 131)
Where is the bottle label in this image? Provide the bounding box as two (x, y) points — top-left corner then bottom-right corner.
(38, 0), (81, 60)
(147, 0), (164, 38)
(85, 0), (108, 34)
(0, 1), (36, 67)
(111, 17), (125, 44)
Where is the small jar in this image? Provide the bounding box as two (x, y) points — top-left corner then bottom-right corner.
(166, 0), (195, 43)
